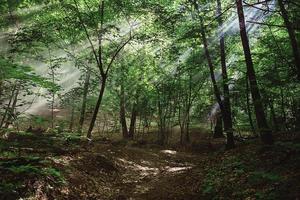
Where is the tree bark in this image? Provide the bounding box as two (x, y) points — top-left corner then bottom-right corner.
(246, 77), (257, 135)
(269, 99), (278, 132)
(278, 0), (300, 80)
(158, 95), (165, 145)
(236, 0), (273, 145)
(120, 83), (129, 138)
(280, 87), (288, 131)
(74, 0), (131, 140)
(78, 69), (90, 133)
(213, 114), (223, 138)
(128, 103), (137, 139)
(217, 0), (235, 148)
(0, 85), (16, 128)
(194, 1), (235, 148)
(87, 77), (107, 139)
(4, 87), (19, 128)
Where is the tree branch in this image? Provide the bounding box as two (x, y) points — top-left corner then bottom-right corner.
(106, 33), (134, 75)
(247, 20), (300, 30)
(98, 0), (105, 77)
(73, 0), (101, 72)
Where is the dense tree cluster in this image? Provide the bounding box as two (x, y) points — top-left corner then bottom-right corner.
(1, 0), (299, 148)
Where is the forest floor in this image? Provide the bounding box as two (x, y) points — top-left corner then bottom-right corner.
(0, 129), (300, 200)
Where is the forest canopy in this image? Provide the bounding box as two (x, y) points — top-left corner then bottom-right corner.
(0, 0), (300, 199)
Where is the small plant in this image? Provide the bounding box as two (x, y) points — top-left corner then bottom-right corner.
(0, 151), (17, 158)
(43, 167), (65, 183)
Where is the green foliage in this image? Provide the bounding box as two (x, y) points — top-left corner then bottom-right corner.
(0, 151), (18, 158)
(32, 116), (47, 127)
(62, 132), (82, 144)
(249, 171), (281, 184)
(0, 57), (55, 88)
(202, 156), (247, 198)
(0, 157), (65, 186)
(42, 167), (65, 183)
(0, 182), (19, 192)
(8, 164), (41, 175)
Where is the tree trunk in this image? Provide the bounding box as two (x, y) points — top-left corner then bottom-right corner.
(236, 0), (273, 145)
(269, 99), (278, 132)
(185, 114), (190, 143)
(69, 105), (75, 132)
(195, 2), (235, 148)
(138, 115), (142, 136)
(217, 0), (235, 148)
(120, 83), (128, 138)
(78, 70), (90, 133)
(213, 114), (223, 138)
(158, 97), (165, 145)
(184, 73), (192, 144)
(87, 77), (107, 139)
(177, 90), (185, 145)
(178, 105), (184, 145)
(278, 0), (300, 80)
(51, 90), (55, 129)
(0, 85), (16, 128)
(246, 77), (257, 135)
(4, 87), (19, 128)
(280, 87), (288, 131)
(128, 103), (137, 139)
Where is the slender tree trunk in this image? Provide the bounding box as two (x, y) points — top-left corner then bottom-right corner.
(87, 77), (107, 139)
(236, 0), (273, 144)
(158, 96), (165, 145)
(138, 115), (142, 136)
(269, 99), (278, 132)
(4, 87), (19, 128)
(119, 83), (128, 138)
(69, 105), (75, 132)
(103, 114), (107, 135)
(78, 70), (90, 133)
(217, 0), (235, 148)
(129, 103), (137, 139)
(195, 2), (235, 148)
(278, 0), (300, 80)
(199, 18), (224, 128)
(185, 114), (190, 142)
(246, 77), (257, 135)
(177, 85), (185, 144)
(51, 89), (55, 130)
(178, 104), (184, 144)
(280, 87), (288, 131)
(0, 85), (16, 128)
(213, 114), (223, 138)
(184, 73), (192, 143)
(101, 118), (106, 135)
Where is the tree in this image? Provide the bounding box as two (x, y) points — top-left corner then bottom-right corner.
(69, 0), (134, 139)
(216, 0), (234, 146)
(278, 0), (300, 81)
(194, 0), (235, 149)
(236, 0), (273, 145)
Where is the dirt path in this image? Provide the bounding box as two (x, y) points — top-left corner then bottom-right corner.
(2, 132), (299, 199)
(51, 143), (207, 200)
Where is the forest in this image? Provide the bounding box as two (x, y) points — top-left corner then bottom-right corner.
(0, 0), (300, 199)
